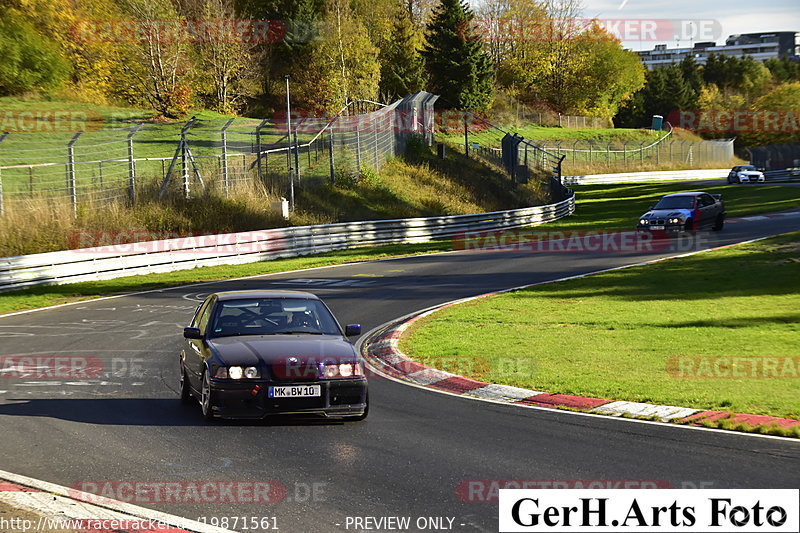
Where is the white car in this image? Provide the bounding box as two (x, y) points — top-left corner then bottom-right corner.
(727, 165), (765, 184)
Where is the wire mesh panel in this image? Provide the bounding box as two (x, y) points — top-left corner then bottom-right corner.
(0, 92), (440, 216)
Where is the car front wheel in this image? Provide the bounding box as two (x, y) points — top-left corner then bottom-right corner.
(200, 370), (215, 421)
(179, 367), (192, 404)
(713, 214), (725, 231)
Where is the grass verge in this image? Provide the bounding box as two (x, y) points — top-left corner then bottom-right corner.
(543, 182), (800, 232)
(3, 181), (799, 315)
(401, 232), (800, 420)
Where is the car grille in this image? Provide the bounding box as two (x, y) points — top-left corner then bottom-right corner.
(653, 219), (665, 225)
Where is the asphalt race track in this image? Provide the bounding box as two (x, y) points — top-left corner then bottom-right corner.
(1, 201), (799, 532)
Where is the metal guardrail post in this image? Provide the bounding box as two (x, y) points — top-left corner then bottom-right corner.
(0, 132), (8, 215)
(220, 118), (235, 197)
(67, 131), (83, 217)
(127, 124), (142, 205)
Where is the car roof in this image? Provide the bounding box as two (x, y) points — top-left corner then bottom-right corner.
(663, 192), (705, 197)
(213, 290), (320, 301)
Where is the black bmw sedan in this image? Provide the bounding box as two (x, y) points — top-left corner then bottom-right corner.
(179, 290), (367, 421)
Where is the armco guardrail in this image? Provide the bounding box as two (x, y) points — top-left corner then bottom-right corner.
(563, 169), (730, 186)
(0, 194), (575, 293)
(764, 169), (800, 182)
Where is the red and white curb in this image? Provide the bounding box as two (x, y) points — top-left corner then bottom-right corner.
(361, 235), (800, 434)
(0, 469), (234, 533)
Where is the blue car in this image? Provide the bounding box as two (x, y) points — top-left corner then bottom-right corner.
(637, 192), (726, 234)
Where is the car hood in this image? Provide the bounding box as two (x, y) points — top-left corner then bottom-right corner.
(207, 335), (357, 366)
(640, 208), (693, 220)
(739, 170), (762, 175)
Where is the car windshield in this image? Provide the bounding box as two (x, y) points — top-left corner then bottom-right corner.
(739, 165), (756, 171)
(209, 298), (341, 338)
(653, 196), (695, 210)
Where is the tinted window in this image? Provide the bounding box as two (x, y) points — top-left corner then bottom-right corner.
(700, 194), (716, 207)
(191, 297), (212, 328)
(196, 298), (216, 334)
(209, 298), (341, 337)
(653, 196), (694, 210)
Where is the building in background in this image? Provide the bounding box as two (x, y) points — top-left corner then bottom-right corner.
(636, 31), (799, 69)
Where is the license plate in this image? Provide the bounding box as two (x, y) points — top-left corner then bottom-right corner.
(650, 225), (665, 230)
(269, 385), (321, 398)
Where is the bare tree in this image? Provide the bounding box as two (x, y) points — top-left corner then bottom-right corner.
(116, 0), (193, 117)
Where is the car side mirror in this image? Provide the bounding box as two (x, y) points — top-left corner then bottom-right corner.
(648, 205), (655, 210)
(183, 327), (203, 340)
(345, 324), (362, 337)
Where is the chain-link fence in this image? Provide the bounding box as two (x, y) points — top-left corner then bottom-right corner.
(511, 105), (612, 129)
(0, 92), (439, 216)
(537, 137), (735, 168)
(747, 143), (800, 171)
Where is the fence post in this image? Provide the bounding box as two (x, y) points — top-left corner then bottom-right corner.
(67, 131), (83, 217)
(328, 127), (336, 184)
(255, 118), (269, 183)
(669, 140), (673, 162)
(0, 132), (8, 216)
(607, 142), (611, 164)
(588, 142), (593, 162)
(373, 117), (379, 169)
(464, 115), (469, 157)
(656, 139), (660, 165)
(99, 161), (103, 189)
(640, 141), (645, 165)
(623, 142), (627, 167)
(220, 118), (235, 197)
(293, 130), (300, 178)
(355, 119), (362, 169)
(127, 124), (142, 205)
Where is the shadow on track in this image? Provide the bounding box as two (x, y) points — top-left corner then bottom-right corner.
(0, 398), (348, 427)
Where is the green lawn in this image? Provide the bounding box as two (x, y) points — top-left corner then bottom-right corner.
(401, 233), (800, 420)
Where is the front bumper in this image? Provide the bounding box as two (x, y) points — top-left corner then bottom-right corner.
(636, 223), (685, 235)
(208, 378), (368, 419)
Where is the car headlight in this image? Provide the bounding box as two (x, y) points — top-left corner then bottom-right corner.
(639, 219), (649, 225)
(322, 363), (363, 379)
(213, 366), (228, 379)
(668, 218), (682, 224)
(226, 366), (260, 379)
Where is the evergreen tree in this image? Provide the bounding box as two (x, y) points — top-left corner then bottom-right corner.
(378, 9), (427, 100)
(422, 0), (493, 110)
